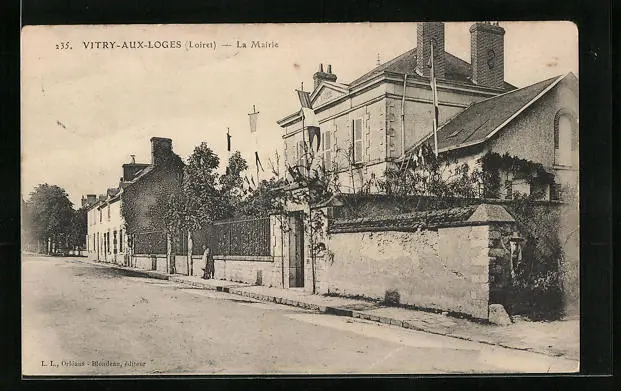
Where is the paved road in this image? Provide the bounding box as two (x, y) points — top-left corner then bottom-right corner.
(22, 256), (579, 375)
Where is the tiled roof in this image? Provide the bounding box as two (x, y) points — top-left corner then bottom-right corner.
(348, 48), (515, 90)
(407, 74), (564, 155)
(329, 205), (480, 233)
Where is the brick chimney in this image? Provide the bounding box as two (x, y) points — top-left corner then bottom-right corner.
(82, 194), (98, 207)
(313, 63), (337, 90)
(470, 22), (505, 89)
(416, 22), (446, 79)
(150, 137), (173, 167)
(122, 154), (149, 182)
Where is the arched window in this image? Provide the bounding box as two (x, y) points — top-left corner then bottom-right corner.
(554, 109), (576, 166)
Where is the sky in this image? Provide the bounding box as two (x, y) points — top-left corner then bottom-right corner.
(21, 22), (579, 207)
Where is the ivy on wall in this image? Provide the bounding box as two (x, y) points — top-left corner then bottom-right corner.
(120, 152), (184, 235)
(478, 152), (555, 199)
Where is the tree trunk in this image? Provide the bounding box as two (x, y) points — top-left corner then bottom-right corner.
(187, 230), (193, 276)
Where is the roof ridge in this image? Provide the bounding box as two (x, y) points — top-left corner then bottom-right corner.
(348, 48), (416, 86)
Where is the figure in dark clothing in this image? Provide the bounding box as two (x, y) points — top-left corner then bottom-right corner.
(201, 245), (215, 279)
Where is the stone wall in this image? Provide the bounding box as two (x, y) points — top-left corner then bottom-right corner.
(214, 257), (278, 287)
(319, 224), (496, 319)
(133, 255), (149, 270)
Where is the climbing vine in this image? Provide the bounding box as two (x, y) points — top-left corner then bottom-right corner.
(478, 152), (555, 199)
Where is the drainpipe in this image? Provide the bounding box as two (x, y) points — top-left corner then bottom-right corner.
(401, 73), (408, 158)
(280, 215), (285, 288)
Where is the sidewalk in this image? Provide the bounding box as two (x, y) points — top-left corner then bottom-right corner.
(79, 258), (579, 361)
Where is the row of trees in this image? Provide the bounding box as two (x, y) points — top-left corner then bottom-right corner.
(22, 184), (87, 255)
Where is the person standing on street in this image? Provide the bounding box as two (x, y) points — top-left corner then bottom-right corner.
(201, 245), (215, 279)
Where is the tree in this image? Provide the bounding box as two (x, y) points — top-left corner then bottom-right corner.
(169, 142), (222, 232)
(219, 151), (249, 217)
(240, 177), (288, 217)
(25, 184), (75, 254)
(69, 207), (88, 254)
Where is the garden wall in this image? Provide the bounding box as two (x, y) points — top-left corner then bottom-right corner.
(315, 204), (516, 320)
(328, 194), (579, 319)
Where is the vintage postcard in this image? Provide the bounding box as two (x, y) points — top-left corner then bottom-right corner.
(21, 22), (579, 375)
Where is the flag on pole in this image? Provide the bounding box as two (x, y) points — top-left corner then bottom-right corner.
(296, 90), (321, 152)
(297, 89), (312, 108)
(249, 111), (259, 133)
(255, 151), (264, 172)
(428, 42), (440, 157)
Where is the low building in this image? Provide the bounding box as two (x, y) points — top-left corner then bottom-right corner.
(85, 137), (184, 267)
(408, 72), (579, 201)
(86, 189), (125, 263)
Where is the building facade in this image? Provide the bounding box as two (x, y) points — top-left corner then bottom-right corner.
(86, 137), (185, 266)
(277, 22), (578, 202)
(278, 22), (516, 193)
(86, 190), (127, 264)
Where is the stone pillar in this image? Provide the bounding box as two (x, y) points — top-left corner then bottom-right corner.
(166, 232), (175, 274)
(465, 203), (516, 323)
(270, 214), (288, 288)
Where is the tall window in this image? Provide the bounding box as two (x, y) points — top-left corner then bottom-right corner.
(99, 209), (102, 223)
(113, 231), (117, 254)
(296, 140), (307, 172)
(554, 110), (576, 167)
(322, 128), (332, 170)
(352, 118), (364, 164)
(119, 229), (123, 252)
(107, 205), (111, 221)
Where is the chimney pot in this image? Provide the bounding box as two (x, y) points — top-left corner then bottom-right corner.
(130, 154), (136, 164)
(313, 63), (337, 90)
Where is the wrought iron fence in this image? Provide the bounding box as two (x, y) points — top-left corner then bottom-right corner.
(132, 230), (167, 255)
(174, 229), (189, 255)
(194, 216), (271, 257)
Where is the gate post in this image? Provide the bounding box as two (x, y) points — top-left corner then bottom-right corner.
(166, 232), (175, 274)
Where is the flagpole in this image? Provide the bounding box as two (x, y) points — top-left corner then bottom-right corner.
(431, 43), (439, 158)
(251, 105), (260, 184)
(226, 127), (231, 163)
(300, 83), (309, 173)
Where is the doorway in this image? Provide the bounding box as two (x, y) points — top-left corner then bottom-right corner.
(288, 212), (305, 288)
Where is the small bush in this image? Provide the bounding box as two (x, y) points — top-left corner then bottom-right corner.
(384, 289), (400, 306)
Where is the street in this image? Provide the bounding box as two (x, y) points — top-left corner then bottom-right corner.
(22, 255), (579, 375)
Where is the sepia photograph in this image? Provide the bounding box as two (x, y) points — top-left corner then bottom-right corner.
(21, 21), (579, 375)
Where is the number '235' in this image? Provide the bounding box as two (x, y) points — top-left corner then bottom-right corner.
(56, 42), (72, 50)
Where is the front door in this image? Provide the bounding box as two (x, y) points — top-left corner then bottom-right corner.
(289, 213), (305, 287)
